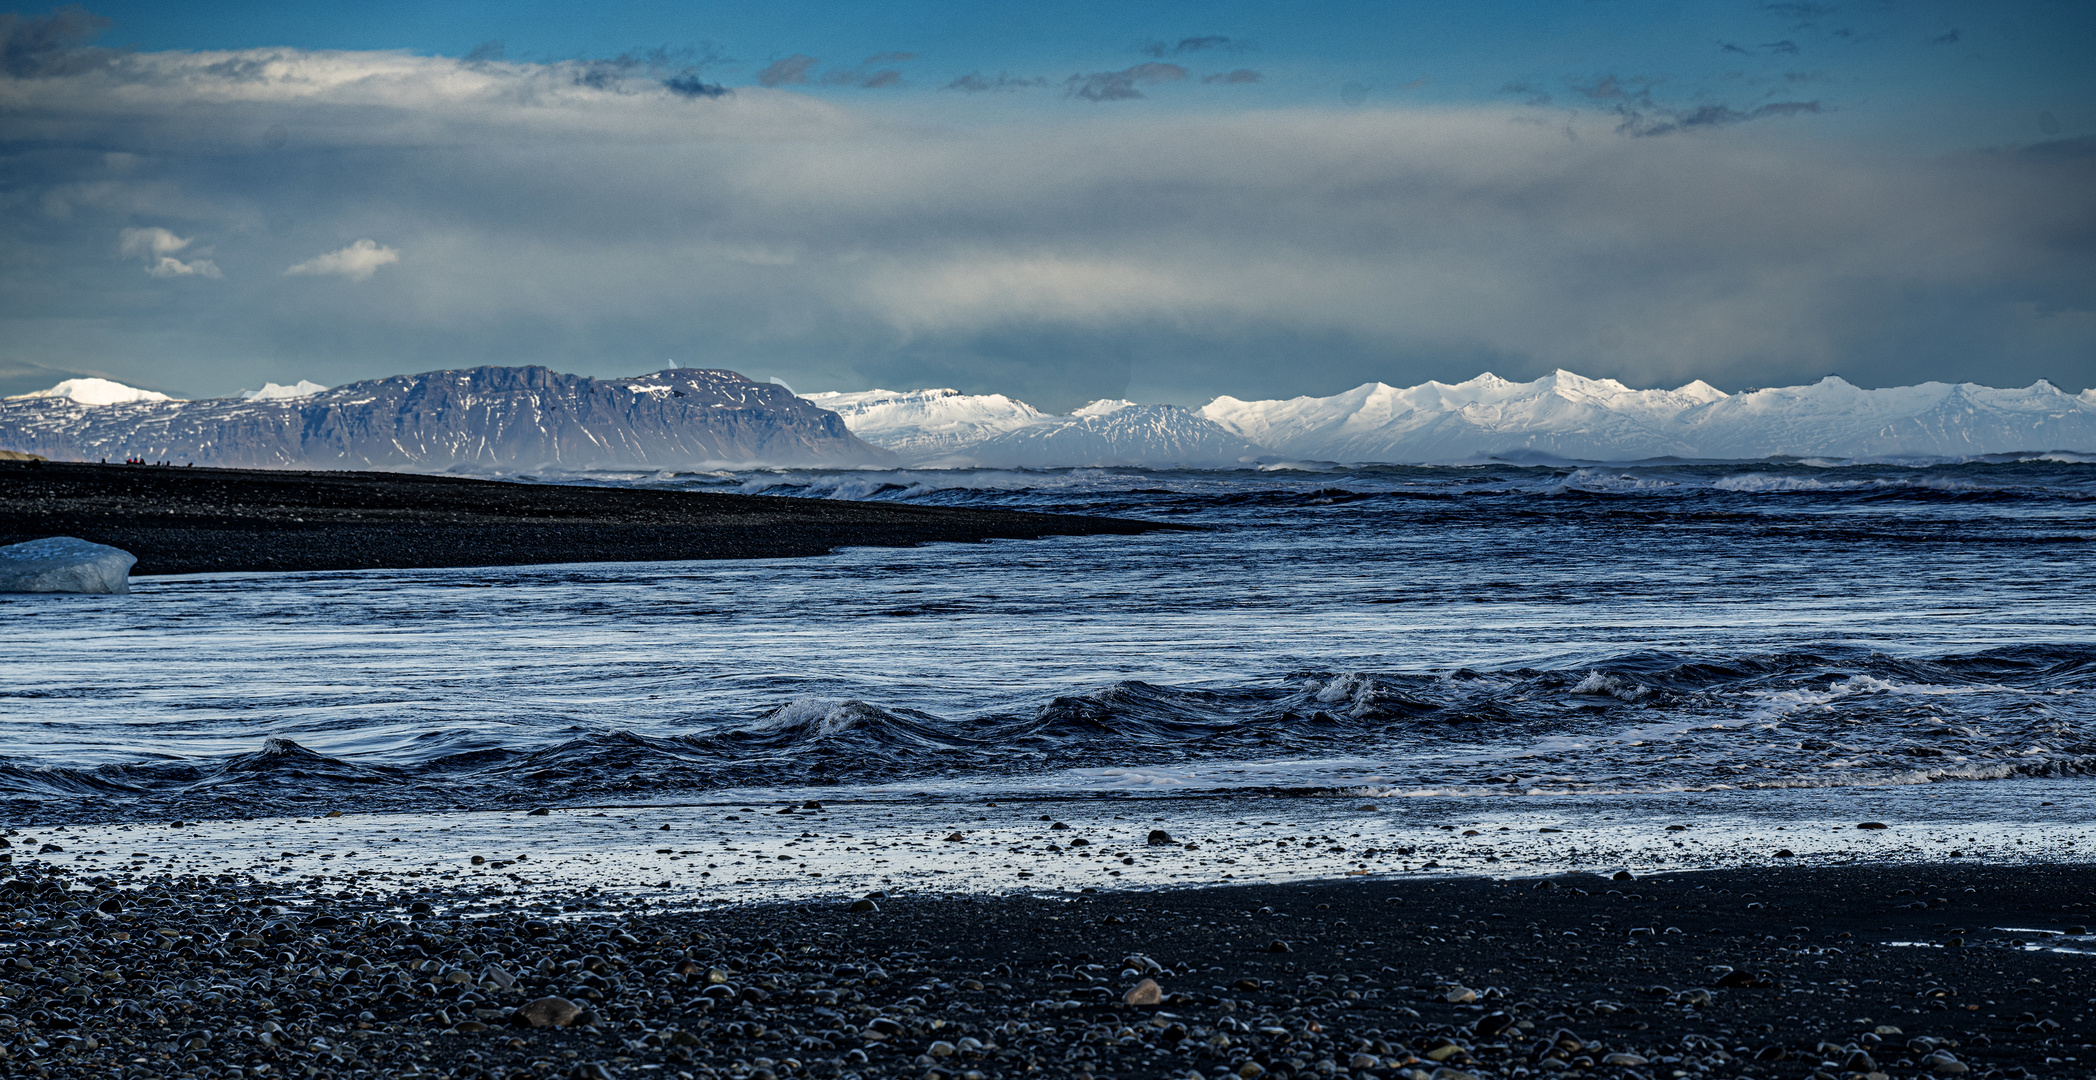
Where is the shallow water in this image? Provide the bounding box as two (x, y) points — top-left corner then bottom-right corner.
(3, 457), (2092, 823)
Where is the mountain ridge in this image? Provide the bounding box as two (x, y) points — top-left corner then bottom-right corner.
(818, 370), (2096, 466)
(0, 366), (896, 470)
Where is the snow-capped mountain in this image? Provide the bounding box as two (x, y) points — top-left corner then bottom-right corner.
(11, 377), (176, 406)
(1674, 377), (2096, 460)
(1202, 370), (1727, 462)
(239, 380), (330, 401)
(1201, 370), (2096, 463)
(799, 388), (1264, 468)
(933, 401), (1267, 469)
(800, 387), (1048, 460)
(0, 367), (895, 470)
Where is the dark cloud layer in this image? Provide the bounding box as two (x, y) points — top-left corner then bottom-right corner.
(0, 23), (2091, 404)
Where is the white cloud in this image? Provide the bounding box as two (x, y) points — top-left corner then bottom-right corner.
(116, 226), (221, 278)
(285, 240), (399, 281)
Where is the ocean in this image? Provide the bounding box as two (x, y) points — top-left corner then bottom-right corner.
(5, 457), (2092, 836)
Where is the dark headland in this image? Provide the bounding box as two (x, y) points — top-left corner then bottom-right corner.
(0, 461), (1167, 575)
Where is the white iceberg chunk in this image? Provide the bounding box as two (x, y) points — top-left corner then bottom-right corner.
(0, 536), (137, 594)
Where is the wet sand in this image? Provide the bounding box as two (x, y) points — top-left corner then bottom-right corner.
(0, 462), (1166, 575)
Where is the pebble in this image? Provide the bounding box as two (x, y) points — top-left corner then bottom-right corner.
(1123, 977), (1162, 1005)
(516, 996), (583, 1028)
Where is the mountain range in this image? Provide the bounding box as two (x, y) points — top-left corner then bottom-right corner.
(819, 371), (2096, 467)
(7, 367), (2092, 472)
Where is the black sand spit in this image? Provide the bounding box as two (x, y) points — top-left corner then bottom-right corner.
(0, 462), (1164, 575)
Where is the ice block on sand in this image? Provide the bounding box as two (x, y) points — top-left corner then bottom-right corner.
(0, 535), (136, 593)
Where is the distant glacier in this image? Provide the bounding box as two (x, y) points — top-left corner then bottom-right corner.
(0, 366), (895, 470)
(810, 371), (2096, 467)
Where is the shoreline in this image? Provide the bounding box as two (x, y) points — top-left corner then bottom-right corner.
(2, 858), (2088, 1079)
(0, 461), (1168, 575)
(16, 780), (2096, 894)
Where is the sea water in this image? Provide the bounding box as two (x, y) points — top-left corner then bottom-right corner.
(3, 458), (2092, 828)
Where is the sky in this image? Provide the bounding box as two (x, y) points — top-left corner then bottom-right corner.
(1, 2), (2092, 408)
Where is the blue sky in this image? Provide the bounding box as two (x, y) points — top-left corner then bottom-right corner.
(2, 2), (2092, 404)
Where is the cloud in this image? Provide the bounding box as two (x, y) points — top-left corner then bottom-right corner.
(757, 54), (818, 87)
(1501, 81), (1548, 106)
(1568, 73), (1822, 137)
(664, 74), (728, 98)
(559, 45), (731, 99)
(1065, 63), (1188, 101)
(116, 227), (220, 278)
(285, 240), (399, 281)
(1929, 29), (1962, 45)
(1203, 70), (1262, 85)
(944, 71), (1048, 93)
(3, 37), (2091, 404)
(0, 5), (111, 77)
(765, 52), (910, 90)
(821, 66), (902, 89)
(1141, 35), (1241, 58)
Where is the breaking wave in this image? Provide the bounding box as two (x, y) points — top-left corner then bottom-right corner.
(4, 645), (2088, 820)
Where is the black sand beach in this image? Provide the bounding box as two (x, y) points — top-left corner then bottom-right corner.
(1, 859), (2090, 1079)
(0, 462), (1164, 575)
